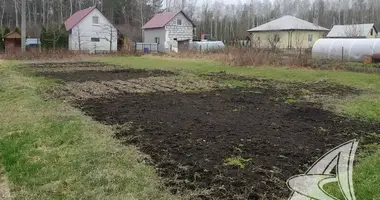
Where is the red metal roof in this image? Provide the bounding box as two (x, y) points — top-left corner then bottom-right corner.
(64, 7), (96, 31)
(142, 11), (195, 29)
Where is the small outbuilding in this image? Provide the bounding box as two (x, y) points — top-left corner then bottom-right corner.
(4, 30), (21, 53)
(327, 24), (378, 38)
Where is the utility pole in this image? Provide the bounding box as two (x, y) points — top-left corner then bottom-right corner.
(21, 0), (26, 53)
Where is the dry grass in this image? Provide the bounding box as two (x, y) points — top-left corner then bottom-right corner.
(0, 48), (143, 61)
(161, 47), (350, 70)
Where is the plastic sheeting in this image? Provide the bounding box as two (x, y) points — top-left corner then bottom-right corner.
(189, 41), (225, 52)
(312, 39), (380, 61)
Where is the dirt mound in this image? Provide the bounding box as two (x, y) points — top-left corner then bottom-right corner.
(76, 88), (379, 199)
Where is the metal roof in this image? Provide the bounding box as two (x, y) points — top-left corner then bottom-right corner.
(247, 15), (329, 32)
(64, 7), (96, 31)
(142, 10), (195, 29)
(326, 24), (377, 38)
(26, 38), (40, 45)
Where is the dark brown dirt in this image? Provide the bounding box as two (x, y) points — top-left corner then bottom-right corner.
(34, 69), (175, 83)
(25, 62), (175, 83)
(75, 88), (379, 200)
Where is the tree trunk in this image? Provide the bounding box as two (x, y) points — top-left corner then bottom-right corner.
(60, 0), (63, 24)
(14, 0), (19, 27)
(27, 1), (31, 24)
(69, 0), (73, 16)
(42, 0), (46, 25)
(33, 0), (37, 25)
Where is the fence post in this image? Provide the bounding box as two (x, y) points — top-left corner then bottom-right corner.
(150, 43), (152, 53)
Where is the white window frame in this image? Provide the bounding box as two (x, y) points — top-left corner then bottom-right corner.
(92, 16), (99, 24)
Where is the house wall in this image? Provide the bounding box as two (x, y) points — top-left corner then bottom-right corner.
(251, 31), (325, 49)
(165, 13), (194, 41)
(366, 27), (377, 38)
(69, 9), (117, 53)
(165, 12), (194, 52)
(143, 28), (166, 52)
(291, 31), (325, 49)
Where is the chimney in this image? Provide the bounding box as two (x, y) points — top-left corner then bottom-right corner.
(313, 17), (319, 26)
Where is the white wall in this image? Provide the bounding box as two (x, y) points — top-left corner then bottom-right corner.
(166, 13), (194, 41)
(69, 9), (117, 53)
(143, 28), (166, 52)
(143, 12), (194, 53)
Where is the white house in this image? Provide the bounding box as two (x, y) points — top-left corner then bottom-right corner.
(142, 10), (195, 52)
(327, 24), (378, 38)
(64, 7), (117, 53)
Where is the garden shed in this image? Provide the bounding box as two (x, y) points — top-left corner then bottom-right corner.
(4, 30), (21, 53)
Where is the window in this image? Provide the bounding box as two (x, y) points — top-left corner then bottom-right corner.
(274, 34), (280, 42)
(177, 19), (182, 25)
(91, 38), (100, 42)
(371, 29), (374, 36)
(257, 36), (261, 41)
(155, 37), (160, 44)
(92, 16), (99, 24)
(308, 34), (313, 42)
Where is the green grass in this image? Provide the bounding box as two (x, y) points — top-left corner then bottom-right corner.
(100, 56), (380, 90)
(224, 157), (252, 169)
(100, 56), (380, 200)
(0, 61), (177, 199)
(338, 95), (380, 122)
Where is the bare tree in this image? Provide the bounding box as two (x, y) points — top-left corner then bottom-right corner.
(14, 0), (19, 27)
(293, 31), (306, 55)
(344, 24), (363, 37)
(267, 32), (281, 51)
(99, 23), (117, 52)
(0, 0), (5, 27)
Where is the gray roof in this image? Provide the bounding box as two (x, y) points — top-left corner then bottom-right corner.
(247, 15), (329, 32)
(327, 24), (377, 38)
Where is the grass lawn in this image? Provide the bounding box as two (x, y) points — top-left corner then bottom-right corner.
(0, 60), (177, 199)
(100, 55), (380, 200)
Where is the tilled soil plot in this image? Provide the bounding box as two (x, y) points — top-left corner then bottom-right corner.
(27, 62), (175, 83)
(75, 88), (379, 200)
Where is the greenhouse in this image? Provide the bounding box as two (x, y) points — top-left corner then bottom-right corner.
(312, 39), (380, 62)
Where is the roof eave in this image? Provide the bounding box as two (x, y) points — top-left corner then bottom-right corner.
(247, 29), (329, 32)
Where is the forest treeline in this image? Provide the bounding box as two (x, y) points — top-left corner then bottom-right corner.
(0, 0), (379, 41)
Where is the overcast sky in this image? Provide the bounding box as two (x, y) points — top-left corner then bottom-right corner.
(197, 0), (249, 5)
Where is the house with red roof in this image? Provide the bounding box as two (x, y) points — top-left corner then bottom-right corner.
(142, 10), (195, 52)
(64, 7), (117, 53)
